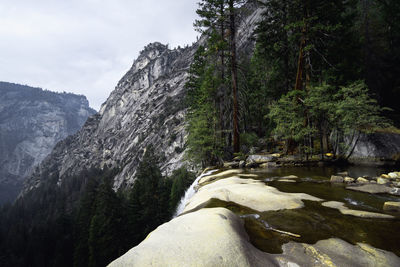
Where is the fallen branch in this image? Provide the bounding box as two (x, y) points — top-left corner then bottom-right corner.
(270, 228), (301, 238)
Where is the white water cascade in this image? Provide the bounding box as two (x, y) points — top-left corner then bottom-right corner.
(173, 169), (218, 217)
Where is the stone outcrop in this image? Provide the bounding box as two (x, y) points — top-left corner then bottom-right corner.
(347, 184), (396, 194)
(183, 177), (322, 213)
(0, 82), (95, 203)
(108, 208), (278, 267)
(330, 175), (344, 183)
(277, 238), (400, 267)
(22, 0), (265, 194)
(340, 132), (400, 164)
(110, 208), (400, 267)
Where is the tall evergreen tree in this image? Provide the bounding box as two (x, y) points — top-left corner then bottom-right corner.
(87, 178), (126, 267)
(127, 146), (172, 244)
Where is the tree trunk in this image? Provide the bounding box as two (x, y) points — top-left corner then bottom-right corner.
(345, 130), (361, 160)
(319, 128), (324, 160)
(219, 2), (226, 144)
(294, 25), (306, 91)
(229, 0), (240, 153)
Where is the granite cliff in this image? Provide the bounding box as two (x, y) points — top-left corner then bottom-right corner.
(0, 82), (95, 204)
(22, 1), (264, 195)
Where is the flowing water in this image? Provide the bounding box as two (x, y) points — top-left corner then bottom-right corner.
(173, 169), (218, 217)
(182, 165), (400, 256)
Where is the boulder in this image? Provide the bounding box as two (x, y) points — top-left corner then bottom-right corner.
(321, 201), (394, 219)
(108, 208), (277, 267)
(239, 160), (245, 168)
(246, 154), (277, 165)
(276, 238), (400, 267)
(381, 174), (390, 179)
(390, 187), (400, 196)
(356, 177), (369, 184)
(383, 201), (400, 212)
(330, 175), (344, 183)
(377, 177), (390, 185)
(183, 177), (322, 213)
(388, 172), (400, 179)
(344, 177), (355, 183)
(339, 132), (400, 164)
(346, 184), (392, 194)
(259, 162), (278, 168)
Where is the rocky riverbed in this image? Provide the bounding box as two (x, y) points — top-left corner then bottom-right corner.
(110, 165), (400, 266)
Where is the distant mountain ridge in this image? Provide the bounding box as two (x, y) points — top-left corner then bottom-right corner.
(0, 81), (96, 204)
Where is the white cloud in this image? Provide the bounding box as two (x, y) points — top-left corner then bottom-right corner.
(0, 0), (199, 110)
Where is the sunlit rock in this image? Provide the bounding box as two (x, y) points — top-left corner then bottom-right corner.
(108, 208), (277, 267)
(184, 177), (322, 213)
(383, 201), (400, 212)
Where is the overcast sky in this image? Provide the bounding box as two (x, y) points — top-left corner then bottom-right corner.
(0, 0), (199, 110)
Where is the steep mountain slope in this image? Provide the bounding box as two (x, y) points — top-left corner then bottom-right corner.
(0, 82), (95, 204)
(22, 0), (264, 195)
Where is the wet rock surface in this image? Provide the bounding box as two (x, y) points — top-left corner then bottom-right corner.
(184, 177), (322, 213)
(276, 238), (400, 267)
(322, 201), (394, 219)
(347, 184), (394, 194)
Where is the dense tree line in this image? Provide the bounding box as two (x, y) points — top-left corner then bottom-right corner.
(0, 147), (195, 267)
(186, 0), (399, 164)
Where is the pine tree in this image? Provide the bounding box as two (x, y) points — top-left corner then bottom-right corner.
(127, 146), (172, 245)
(87, 178), (125, 267)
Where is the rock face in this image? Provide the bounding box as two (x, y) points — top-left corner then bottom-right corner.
(0, 82), (95, 203)
(22, 1), (264, 194)
(341, 132), (400, 164)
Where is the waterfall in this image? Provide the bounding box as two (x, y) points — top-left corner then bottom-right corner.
(173, 169), (217, 217)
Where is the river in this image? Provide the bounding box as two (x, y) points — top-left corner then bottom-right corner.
(180, 165), (400, 256)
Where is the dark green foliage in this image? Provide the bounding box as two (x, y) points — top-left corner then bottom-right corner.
(354, 0), (400, 123)
(245, 0), (399, 157)
(127, 146), (172, 242)
(0, 153), (195, 267)
(269, 81), (391, 157)
(186, 46), (224, 165)
(87, 179), (127, 267)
